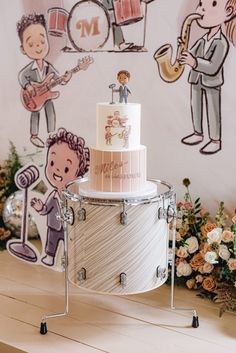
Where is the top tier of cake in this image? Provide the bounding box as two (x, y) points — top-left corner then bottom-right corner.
(96, 103), (141, 151)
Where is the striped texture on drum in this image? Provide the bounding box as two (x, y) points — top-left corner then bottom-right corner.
(89, 146), (146, 192)
(68, 201), (169, 294)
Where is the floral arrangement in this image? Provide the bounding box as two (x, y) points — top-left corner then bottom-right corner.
(173, 178), (236, 316)
(0, 142), (22, 250)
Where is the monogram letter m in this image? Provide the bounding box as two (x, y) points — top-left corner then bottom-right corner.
(76, 16), (100, 37)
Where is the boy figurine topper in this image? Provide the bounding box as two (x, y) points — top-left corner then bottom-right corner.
(179, 0), (236, 155)
(31, 128), (89, 266)
(115, 70), (131, 103)
(17, 14), (72, 148)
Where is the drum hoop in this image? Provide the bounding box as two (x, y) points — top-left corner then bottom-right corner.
(67, 0), (111, 52)
(47, 7), (69, 15)
(63, 178), (175, 207)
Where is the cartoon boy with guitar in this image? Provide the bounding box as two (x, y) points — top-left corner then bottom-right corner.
(17, 14), (93, 148)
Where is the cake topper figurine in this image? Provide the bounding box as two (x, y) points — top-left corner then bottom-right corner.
(109, 70), (131, 104)
(116, 70), (131, 103)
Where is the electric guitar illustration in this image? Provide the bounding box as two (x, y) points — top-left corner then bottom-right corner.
(21, 56), (94, 112)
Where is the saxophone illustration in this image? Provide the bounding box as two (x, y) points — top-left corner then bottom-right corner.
(153, 13), (202, 83)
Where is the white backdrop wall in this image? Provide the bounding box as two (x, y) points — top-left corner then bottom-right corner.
(0, 0), (236, 215)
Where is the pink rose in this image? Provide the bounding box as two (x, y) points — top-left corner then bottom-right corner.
(196, 275), (204, 283)
(176, 246), (188, 258)
(202, 262), (214, 274)
(222, 230), (235, 243)
(228, 258), (236, 271)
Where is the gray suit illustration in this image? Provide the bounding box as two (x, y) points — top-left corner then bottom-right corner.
(40, 190), (64, 261)
(101, 0), (127, 49)
(18, 60), (59, 136)
(188, 31), (229, 143)
(118, 84), (131, 103)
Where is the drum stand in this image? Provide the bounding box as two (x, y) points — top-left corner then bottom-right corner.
(40, 180), (199, 335)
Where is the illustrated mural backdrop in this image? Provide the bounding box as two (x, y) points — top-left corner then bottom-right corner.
(1, 0), (236, 269)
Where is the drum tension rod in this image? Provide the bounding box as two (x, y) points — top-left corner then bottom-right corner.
(77, 267), (86, 283)
(120, 272), (127, 288)
(77, 200), (86, 221)
(120, 201), (128, 225)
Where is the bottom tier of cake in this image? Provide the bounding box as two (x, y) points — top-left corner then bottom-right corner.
(89, 146), (146, 193)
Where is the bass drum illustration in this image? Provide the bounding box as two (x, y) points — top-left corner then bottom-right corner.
(67, 0), (110, 51)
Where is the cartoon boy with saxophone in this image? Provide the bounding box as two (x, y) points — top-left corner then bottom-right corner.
(179, 0), (236, 155)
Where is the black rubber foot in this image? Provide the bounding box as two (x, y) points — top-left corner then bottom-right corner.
(40, 322), (48, 335)
(192, 316), (199, 328)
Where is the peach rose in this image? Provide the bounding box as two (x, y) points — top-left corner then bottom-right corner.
(202, 262), (214, 274)
(186, 279), (195, 289)
(183, 202), (192, 210)
(222, 230), (235, 243)
(176, 232), (183, 242)
(201, 222), (217, 237)
(176, 262), (192, 277)
(179, 223), (189, 236)
(202, 276), (217, 292)
(190, 253), (205, 271)
(200, 243), (212, 254)
(176, 246), (188, 258)
(228, 258), (236, 271)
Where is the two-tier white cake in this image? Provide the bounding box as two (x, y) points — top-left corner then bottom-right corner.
(90, 102), (146, 193)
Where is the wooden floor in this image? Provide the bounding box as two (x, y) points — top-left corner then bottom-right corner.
(0, 250), (235, 353)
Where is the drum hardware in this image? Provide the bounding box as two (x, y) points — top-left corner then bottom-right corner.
(157, 205), (176, 224)
(56, 206), (75, 226)
(77, 267), (87, 283)
(77, 200), (87, 221)
(120, 272), (127, 288)
(156, 266), (167, 280)
(120, 202), (128, 225)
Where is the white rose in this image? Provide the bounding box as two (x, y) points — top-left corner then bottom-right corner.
(218, 245), (230, 261)
(204, 251), (218, 264)
(176, 262), (192, 277)
(207, 228), (222, 244)
(185, 236), (199, 254)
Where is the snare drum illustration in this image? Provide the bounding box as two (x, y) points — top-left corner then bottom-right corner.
(48, 7), (69, 37)
(65, 180), (174, 295)
(67, 0), (110, 52)
(113, 0), (143, 26)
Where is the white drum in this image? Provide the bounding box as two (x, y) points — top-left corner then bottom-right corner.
(67, 0), (110, 51)
(64, 180), (175, 295)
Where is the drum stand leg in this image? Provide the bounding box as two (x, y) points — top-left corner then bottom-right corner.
(169, 209), (199, 328)
(40, 205), (70, 335)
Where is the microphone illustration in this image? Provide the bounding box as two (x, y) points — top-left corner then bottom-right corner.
(8, 165), (40, 262)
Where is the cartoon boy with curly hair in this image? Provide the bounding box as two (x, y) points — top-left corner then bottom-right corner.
(31, 128), (89, 266)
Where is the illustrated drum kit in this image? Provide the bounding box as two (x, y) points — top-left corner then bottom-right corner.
(39, 178), (199, 335)
(47, 0), (151, 51)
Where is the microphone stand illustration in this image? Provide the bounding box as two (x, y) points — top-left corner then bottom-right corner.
(8, 165), (40, 262)
(109, 83), (116, 104)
